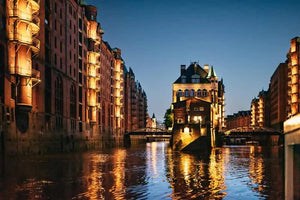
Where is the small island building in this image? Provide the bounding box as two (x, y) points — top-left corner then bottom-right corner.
(171, 62), (225, 151)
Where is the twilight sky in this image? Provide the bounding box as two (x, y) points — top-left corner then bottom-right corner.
(89, 0), (300, 121)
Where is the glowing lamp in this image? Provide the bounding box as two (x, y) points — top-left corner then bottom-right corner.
(184, 127), (190, 134)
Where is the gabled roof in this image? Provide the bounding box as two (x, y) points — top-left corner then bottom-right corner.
(174, 62), (209, 84)
(129, 67), (135, 78)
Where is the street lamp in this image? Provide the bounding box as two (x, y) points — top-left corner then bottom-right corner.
(194, 116), (202, 136)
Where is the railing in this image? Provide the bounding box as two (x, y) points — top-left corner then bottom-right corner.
(96, 82), (101, 89)
(9, 8), (32, 21)
(32, 37), (40, 51)
(88, 39), (101, 52)
(9, 67), (40, 81)
(29, 0), (40, 6)
(31, 68), (40, 80)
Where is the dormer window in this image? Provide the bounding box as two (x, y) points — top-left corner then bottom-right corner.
(191, 74), (200, 83)
(181, 75), (186, 83)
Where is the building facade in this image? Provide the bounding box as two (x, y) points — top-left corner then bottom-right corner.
(0, 0), (148, 154)
(250, 90), (270, 128)
(225, 110), (251, 131)
(284, 37), (300, 200)
(251, 98), (259, 127)
(171, 62), (225, 150)
(287, 37), (300, 117)
(269, 63), (288, 131)
(123, 67), (148, 133)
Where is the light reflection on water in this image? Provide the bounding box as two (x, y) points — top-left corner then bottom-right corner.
(0, 142), (283, 199)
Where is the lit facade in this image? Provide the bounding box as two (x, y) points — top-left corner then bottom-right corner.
(172, 62), (225, 150)
(251, 98), (259, 126)
(86, 5), (101, 129)
(6, 0), (41, 128)
(287, 37), (300, 117)
(284, 36), (300, 200)
(250, 90), (270, 128)
(112, 49), (124, 135)
(0, 0), (148, 153)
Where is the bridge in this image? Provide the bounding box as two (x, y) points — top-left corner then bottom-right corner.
(221, 126), (283, 146)
(126, 128), (172, 144)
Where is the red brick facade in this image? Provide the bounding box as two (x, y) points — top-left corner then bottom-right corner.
(225, 111), (251, 130)
(0, 0), (148, 153)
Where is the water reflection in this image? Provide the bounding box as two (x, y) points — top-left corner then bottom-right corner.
(166, 148), (227, 199)
(0, 143), (283, 199)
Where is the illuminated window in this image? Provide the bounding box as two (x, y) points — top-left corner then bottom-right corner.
(203, 89), (207, 97)
(197, 89), (201, 97)
(185, 89), (189, 97)
(177, 89), (182, 97)
(190, 89), (195, 97)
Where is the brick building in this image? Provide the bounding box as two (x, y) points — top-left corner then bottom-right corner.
(287, 37), (300, 117)
(250, 90), (270, 128)
(284, 37), (300, 200)
(269, 63), (288, 131)
(171, 62), (225, 150)
(0, 0), (148, 153)
(225, 110), (251, 130)
(123, 67), (148, 132)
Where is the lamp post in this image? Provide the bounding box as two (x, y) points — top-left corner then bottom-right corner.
(194, 116), (202, 136)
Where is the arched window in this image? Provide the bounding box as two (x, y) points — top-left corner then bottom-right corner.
(203, 89), (207, 97)
(55, 76), (63, 128)
(185, 89), (189, 97)
(177, 89), (182, 97)
(190, 89), (195, 97)
(197, 89), (201, 97)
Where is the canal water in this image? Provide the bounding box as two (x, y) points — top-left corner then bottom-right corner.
(0, 142), (284, 199)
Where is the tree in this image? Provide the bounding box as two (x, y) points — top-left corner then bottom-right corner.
(164, 108), (173, 129)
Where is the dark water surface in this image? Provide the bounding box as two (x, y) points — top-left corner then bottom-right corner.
(0, 142), (284, 199)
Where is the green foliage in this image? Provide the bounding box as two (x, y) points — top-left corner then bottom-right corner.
(164, 108), (173, 129)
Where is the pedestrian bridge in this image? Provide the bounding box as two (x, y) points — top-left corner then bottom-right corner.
(127, 128), (172, 143)
(222, 126), (283, 146)
(223, 126), (282, 135)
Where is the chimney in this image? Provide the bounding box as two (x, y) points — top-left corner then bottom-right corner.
(181, 65), (186, 75)
(204, 64), (209, 73)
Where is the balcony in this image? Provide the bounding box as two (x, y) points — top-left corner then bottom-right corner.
(8, 9), (40, 32)
(292, 85), (298, 94)
(88, 78), (96, 89)
(28, 0), (40, 13)
(31, 38), (40, 54)
(31, 68), (40, 82)
(88, 39), (100, 53)
(9, 33), (40, 54)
